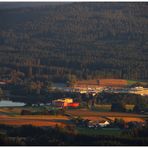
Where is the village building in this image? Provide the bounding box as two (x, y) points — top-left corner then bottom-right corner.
(0, 81), (7, 85)
(52, 98), (79, 108)
(98, 121), (110, 127)
(86, 120), (110, 128)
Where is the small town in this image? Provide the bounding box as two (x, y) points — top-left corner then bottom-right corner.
(0, 77), (148, 132)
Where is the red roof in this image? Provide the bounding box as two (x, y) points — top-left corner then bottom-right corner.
(67, 102), (79, 107)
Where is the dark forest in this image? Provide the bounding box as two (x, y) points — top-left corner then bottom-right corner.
(0, 2), (147, 83)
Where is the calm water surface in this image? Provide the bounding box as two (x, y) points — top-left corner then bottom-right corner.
(0, 100), (25, 107)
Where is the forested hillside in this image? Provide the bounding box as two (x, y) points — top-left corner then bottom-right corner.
(0, 2), (148, 83)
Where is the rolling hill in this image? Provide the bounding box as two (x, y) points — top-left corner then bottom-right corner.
(0, 2), (147, 82)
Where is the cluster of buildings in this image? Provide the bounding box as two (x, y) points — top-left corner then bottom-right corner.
(71, 79), (148, 96)
(87, 120), (110, 128)
(49, 79), (128, 93)
(74, 117), (146, 129)
(86, 120), (146, 129)
(104, 86), (148, 96)
(52, 98), (79, 108)
(0, 80), (11, 85)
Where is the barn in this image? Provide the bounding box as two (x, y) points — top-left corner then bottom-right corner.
(52, 98), (79, 108)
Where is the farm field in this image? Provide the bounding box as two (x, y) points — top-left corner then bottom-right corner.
(74, 79), (129, 88)
(94, 104), (135, 112)
(0, 107), (22, 115)
(127, 79), (148, 85)
(0, 114), (69, 127)
(0, 107), (72, 127)
(0, 107), (147, 127)
(66, 109), (147, 122)
(107, 117), (144, 123)
(98, 79), (128, 87)
(127, 80), (138, 85)
(66, 109), (147, 117)
(0, 106), (56, 115)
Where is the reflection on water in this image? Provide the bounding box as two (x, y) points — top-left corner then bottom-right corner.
(0, 100), (25, 107)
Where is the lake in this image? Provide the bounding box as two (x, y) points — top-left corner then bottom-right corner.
(0, 100), (26, 107)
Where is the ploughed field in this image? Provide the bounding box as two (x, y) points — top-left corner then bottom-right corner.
(66, 109), (147, 122)
(74, 79), (128, 88)
(0, 114), (69, 127)
(0, 107), (147, 127)
(0, 107), (69, 127)
(99, 79), (128, 87)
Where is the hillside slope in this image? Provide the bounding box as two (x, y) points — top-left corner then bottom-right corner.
(0, 2), (148, 82)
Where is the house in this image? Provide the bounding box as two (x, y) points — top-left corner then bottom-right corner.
(0, 80), (8, 85)
(52, 98), (79, 108)
(52, 100), (67, 108)
(39, 103), (45, 106)
(88, 121), (96, 128)
(46, 103), (51, 106)
(67, 102), (79, 108)
(63, 98), (73, 103)
(99, 121), (110, 127)
(87, 120), (102, 128)
(0, 80), (11, 85)
(52, 98), (73, 105)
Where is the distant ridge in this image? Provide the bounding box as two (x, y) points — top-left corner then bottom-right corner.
(0, 2), (69, 9)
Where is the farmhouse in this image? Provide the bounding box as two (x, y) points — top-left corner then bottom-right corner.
(87, 120), (98, 128)
(52, 98), (79, 108)
(0, 80), (10, 85)
(52, 101), (67, 108)
(98, 121), (110, 127)
(86, 120), (110, 128)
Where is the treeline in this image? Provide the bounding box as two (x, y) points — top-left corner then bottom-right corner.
(0, 3), (148, 82)
(95, 93), (148, 112)
(0, 124), (148, 146)
(95, 93), (148, 105)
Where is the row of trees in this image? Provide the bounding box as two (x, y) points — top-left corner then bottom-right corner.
(0, 124), (148, 146)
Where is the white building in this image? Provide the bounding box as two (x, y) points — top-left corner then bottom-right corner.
(99, 121), (110, 127)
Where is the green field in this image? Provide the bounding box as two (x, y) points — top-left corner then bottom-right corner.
(127, 79), (148, 86)
(94, 104), (135, 112)
(0, 106), (54, 116)
(77, 127), (122, 136)
(127, 80), (138, 85)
